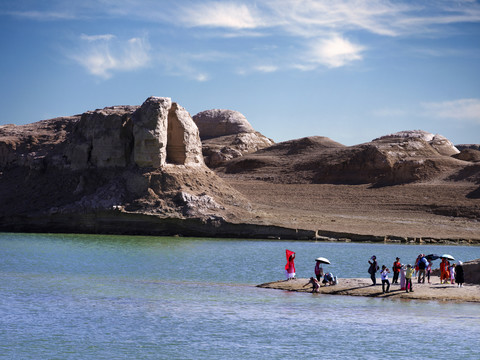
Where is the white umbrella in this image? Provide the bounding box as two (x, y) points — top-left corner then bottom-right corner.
(315, 257), (331, 264)
(441, 254), (455, 261)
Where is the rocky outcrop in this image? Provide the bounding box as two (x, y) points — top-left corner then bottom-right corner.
(453, 149), (480, 162)
(0, 97), (254, 233)
(456, 144), (480, 152)
(373, 130), (459, 156)
(67, 106), (135, 170)
(193, 109), (255, 139)
(193, 109), (273, 167)
(463, 259), (480, 284)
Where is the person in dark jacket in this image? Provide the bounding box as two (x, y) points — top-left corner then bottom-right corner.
(392, 257), (401, 284)
(417, 255), (429, 283)
(368, 256), (379, 285)
(455, 261), (465, 287)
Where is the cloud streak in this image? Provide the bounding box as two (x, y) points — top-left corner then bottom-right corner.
(306, 35), (365, 68)
(176, 0), (480, 37)
(70, 34), (151, 79)
(180, 2), (262, 29)
(422, 99), (480, 123)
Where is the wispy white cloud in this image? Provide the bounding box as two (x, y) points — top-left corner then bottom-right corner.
(175, 0), (480, 37)
(195, 73), (209, 82)
(422, 99), (480, 123)
(305, 35), (365, 68)
(156, 50), (214, 82)
(262, 0), (411, 37)
(181, 2), (262, 29)
(254, 65), (278, 73)
(70, 34), (151, 79)
(80, 34), (116, 42)
(7, 0), (480, 36)
(6, 10), (76, 20)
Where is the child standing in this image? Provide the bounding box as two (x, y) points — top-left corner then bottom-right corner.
(380, 265), (390, 293)
(449, 263), (456, 284)
(426, 260), (432, 284)
(400, 264), (406, 290)
(405, 264), (414, 293)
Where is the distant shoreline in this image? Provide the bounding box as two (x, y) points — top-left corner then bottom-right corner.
(1, 212), (480, 244)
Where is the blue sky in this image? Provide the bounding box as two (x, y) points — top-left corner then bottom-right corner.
(1, 0), (479, 145)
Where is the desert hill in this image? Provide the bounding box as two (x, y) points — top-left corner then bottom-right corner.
(218, 130), (471, 186)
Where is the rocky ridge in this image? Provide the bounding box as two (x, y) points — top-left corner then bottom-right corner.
(219, 130), (472, 187)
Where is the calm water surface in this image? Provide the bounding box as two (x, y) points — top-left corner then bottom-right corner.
(1, 233), (480, 359)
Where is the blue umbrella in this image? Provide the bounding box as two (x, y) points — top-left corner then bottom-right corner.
(426, 254), (440, 260)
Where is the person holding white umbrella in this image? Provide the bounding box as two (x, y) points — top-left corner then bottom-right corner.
(314, 257), (330, 281)
(440, 254), (455, 284)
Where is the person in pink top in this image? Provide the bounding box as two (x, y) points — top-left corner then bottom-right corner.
(314, 260), (324, 281)
(285, 249), (296, 280)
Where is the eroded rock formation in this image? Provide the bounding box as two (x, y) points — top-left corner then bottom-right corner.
(193, 109), (274, 167)
(0, 97), (253, 234)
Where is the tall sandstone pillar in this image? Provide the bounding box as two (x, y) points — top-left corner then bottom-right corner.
(133, 96), (171, 167)
(133, 96), (204, 168)
(167, 102), (203, 165)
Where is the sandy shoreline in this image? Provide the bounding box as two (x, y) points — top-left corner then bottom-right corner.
(257, 276), (480, 303)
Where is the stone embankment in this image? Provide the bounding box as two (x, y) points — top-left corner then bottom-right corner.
(315, 230), (480, 245)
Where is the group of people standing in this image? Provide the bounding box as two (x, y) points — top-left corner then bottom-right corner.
(285, 249), (466, 294)
(368, 253), (465, 293)
(439, 257), (465, 286)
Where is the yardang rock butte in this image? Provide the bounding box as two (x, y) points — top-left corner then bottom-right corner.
(1, 96), (479, 242)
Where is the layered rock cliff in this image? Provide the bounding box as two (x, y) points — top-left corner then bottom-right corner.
(0, 97), (272, 236)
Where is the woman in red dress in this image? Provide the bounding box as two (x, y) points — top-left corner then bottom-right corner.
(285, 249), (296, 280)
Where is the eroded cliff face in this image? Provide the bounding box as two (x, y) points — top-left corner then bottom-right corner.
(0, 97), (204, 172)
(0, 97), (252, 231)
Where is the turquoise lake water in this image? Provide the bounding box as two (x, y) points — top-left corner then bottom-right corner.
(1, 232), (480, 359)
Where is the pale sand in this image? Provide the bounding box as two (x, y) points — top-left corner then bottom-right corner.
(257, 276), (480, 303)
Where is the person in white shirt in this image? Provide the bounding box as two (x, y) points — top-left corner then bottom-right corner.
(380, 265), (390, 293)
